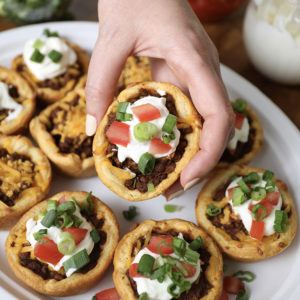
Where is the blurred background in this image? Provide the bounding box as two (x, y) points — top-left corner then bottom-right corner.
(0, 0), (299, 129)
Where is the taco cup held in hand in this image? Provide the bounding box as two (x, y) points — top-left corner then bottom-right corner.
(12, 28), (89, 104)
(196, 165), (297, 262)
(93, 82), (201, 201)
(6, 191), (119, 296)
(113, 219), (223, 300)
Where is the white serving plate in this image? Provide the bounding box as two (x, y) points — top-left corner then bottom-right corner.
(0, 22), (299, 300)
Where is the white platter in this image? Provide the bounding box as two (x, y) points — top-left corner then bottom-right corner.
(0, 21), (299, 300)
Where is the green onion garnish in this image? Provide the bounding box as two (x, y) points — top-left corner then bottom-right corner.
(238, 179), (251, 195)
(58, 232), (76, 255)
(164, 204), (183, 213)
(138, 254), (155, 276)
(184, 247), (200, 265)
(265, 179), (276, 192)
(162, 134), (171, 144)
(43, 28), (59, 37)
(274, 210), (288, 233)
(117, 101), (130, 113)
(134, 122), (159, 142)
(168, 283), (180, 297)
(243, 172), (260, 184)
(206, 204), (221, 216)
(172, 237), (186, 257)
(81, 192), (94, 215)
(232, 99), (247, 113)
(189, 237), (203, 251)
(47, 199), (57, 211)
(72, 215), (83, 227)
(138, 152), (155, 175)
(236, 289), (249, 300)
(122, 206), (138, 221)
(232, 187), (246, 206)
(30, 49), (45, 63)
(251, 187), (266, 201)
(41, 209), (56, 228)
(48, 49), (63, 63)
(63, 249), (90, 273)
(252, 204), (267, 221)
(234, 270), (256, 282)
(33, 229), (47, 241)
(162, 114), (177, 134)
(33, 39), (44, 49)
(116, 112), (133, 121)
(263, 170), (274, 181)
(55, 213), (74, 228)
(147, 182), (155, 192)
(90, 229), (100, 243)
(57, 201), (76, 214)
(139, 293), (149, 300)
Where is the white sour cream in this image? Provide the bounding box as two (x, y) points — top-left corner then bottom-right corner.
(117, 95), (180, 163)
(227, 116), (250, 150)
(226, 175), (282, 236)
(0, 82), (23, 121)
(23, 36), (77, 80)
(131, 236), (201, 300)
(26, 204), (94, 277)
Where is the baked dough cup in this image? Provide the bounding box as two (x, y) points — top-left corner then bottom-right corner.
(0, 66), (35, 135)
(29, 88), (94, 177)
(12, 41), (89, 104)
(93, 82), (201, 201)
(0, 135), (51, 226)
(6, 191), (120, 296)
(219, 104), (263, 167)
(196, 164), (297, 262)
(113, 219), (223, 300)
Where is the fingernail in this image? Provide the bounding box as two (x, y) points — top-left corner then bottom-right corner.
(86, 114), (97, 136)
(184, 178), (200, 191)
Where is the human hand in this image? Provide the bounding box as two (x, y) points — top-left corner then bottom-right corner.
(85, 0), (234, 189)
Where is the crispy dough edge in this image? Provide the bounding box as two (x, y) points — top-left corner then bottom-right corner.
(0, 66), (36, 135)
(113, 219), (223, 300)
(195, 164), (297, 262)
(5, 191), (120, 296)
(93, 81), (201, 201)
(0, 135), (52, 227)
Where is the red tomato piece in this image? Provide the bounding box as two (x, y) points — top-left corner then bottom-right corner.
(63, 227), (88, 245)
(180, 262), (197, 278)
(34, 237), (63, 265)
(95, 288), (120, 300)
(128, 263), (145, 278)
(147, 235), (174, 255)
(260, 199), (274, 216)
(149, 138), (172, 154)
(266, 191), (280, 205)
(131, 104), (161, 122)
(106, 121), (130, 147)
(250, 220), (265, 241)
(223, 276), (245, 295)
(220, 289), (229, 300)
(235, 112), (245, 129)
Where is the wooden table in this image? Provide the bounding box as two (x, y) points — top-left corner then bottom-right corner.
(1, 0), (299, 129)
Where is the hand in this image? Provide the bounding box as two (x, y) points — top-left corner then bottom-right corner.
(85, 0), (234, 188)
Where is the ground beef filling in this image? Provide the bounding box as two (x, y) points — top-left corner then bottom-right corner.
(46, 95), (93, 159)
(18, 212), (107, 281)
(128, 231), (212, 299)
(105, 88), (192, 193)
(0, 148), (35, 207)
(221, 115), (255, 163)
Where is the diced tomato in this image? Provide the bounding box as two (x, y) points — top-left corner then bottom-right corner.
(149, 138), (172, 154)
(63, 227), (88, 245)
(106, 121), (130, 147)
(260, 198), (274, 216)
(219, 289), (229, 300)
(266, 191), (280, 205)
(235, 112), (245, 129)
(223, 276), (245, 295)
(147, 235), (174, 255)
(128, 263), (145, 278)
(34, 237), (63, 265)
(180, 262), (197, 278)
(95, 288), (120, 300)
(250, 220), (265, 241)
(131, 104), (161, 122)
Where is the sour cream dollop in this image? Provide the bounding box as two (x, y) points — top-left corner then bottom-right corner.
(227, 116), (250, 151)
(0, 82), (23, 121)
(23, 36), (77, 80)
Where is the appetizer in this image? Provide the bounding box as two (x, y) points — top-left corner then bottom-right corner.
(196, 165), (297, 261)
(0, 135), (51, 226)
(0, 66), (35, 134)
(30, 88), (94, 177)
(113, 219), (223, 300)
(12, 28), (89, 104)
(6, 191), (119, 296)
(93, 82), (201, 201)
(219, 99), (263, 166)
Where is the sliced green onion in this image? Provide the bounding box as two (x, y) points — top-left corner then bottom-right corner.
(162, 114), (177, 134)
(33, 229), (47, 241)
(90, 229), (100, 243)
(274, 210), (288, 233)
(263, 170), (274, 181)
(48, 49), (63, 63)
(147, 182), (155, 192)
(184, 247), (200, 265)
(206, 204), (221, 216)
(58, 232), (76, 255)
(72, 215), (83, 227)
(81, 192), (94, 215)
(172, 237), (186, 257)
(265, 179), (276, 192)
(189, 237), (203, 251)
(116, 112), (133, 121)
(63, 249), (90, 273)
(30, 49), (45, 63)
(47, 199), (57, 211)
(122, 206), (138, 221)
(167, 283), (180, 297)
(232, 187), (246, 206)
(138, 254), (155, 276)
(236, 289), (249, 300)
(55, 213), (73, 228)
(43, 28), (59, 37)
(138, 152), (155, 175)
(243, 172), (260, 184)
(251, 187), (266, 201)
(117, 101), (130, 113)
(234, 270), (256, 282)
(57, 201), (76, 214)
(252, 204), (267, 221)
(134, 122), (159, 142)
(150, 265), (167, 282)
(162, 134), (171, 144)
(238, 179), (251, 195)
(139, 293), (149, 300)
(177, 280), (192, 294)
(232, 99), (247, 113)
(164, 204), (183, 213)
(33, 38), (44, 49)
(41, 209), (56, 228)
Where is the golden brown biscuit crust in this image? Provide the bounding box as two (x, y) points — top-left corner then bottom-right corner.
(196, 164), (297, 262)
(93, 82), (201, 201)
(6, 191), (120, 296)
(0, 135), (51, 226)
(0, 66), (35, 135)
(113, 219), (223, 300)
